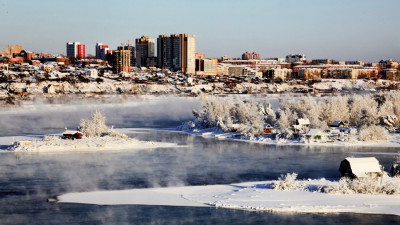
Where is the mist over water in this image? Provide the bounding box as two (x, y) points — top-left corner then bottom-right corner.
(1, 96), (399, 224)
(0, 96), (200, 136)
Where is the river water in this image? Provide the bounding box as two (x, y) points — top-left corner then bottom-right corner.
(0, 98), (400, 224)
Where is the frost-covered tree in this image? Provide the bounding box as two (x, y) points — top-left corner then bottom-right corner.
(348, 94), (379, 127)
(191, 96), (273, 138)
(321, 95), (350, 124)
(276, 108), (297, 132)
(387, 92), (400, 127)
(192, 96), (236, 131)
(349, 95), (366, 127)
(78, 110), (127, 139)
(79, 110), (109, 137)
(237, 99), (264, 138)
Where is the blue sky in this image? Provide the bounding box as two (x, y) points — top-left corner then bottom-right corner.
(1, 0), (399, 62)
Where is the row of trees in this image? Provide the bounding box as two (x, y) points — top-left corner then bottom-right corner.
(188, 92), (400, 140)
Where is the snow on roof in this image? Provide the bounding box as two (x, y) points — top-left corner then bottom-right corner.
(330, 120), (343, 126)
(306, 129), (323, 136)
(264, 124), (274, 128)
(297, 118), (310, 125)
(345, 157), (381, 178)
(63, 130), (80, 135)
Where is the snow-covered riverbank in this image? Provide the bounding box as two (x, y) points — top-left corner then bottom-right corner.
(172, 127), (400, 148)
(57, 178), (400, 216)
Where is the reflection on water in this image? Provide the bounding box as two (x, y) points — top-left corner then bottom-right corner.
(0, 130), (399, 224)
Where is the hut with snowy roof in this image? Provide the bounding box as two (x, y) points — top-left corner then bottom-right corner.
(339, 157), (382, 179)
(330, 120), (345, 128)
(304, 129), (327, 141)
(263, 124), (274, 134)
(293, 118), (310, 133)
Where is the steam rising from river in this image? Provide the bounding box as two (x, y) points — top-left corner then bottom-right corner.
(0, 96), (200, 136)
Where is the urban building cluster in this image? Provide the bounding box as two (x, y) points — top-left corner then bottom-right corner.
(0, 34), (400, 94)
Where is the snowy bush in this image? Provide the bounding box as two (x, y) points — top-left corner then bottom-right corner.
(269, 174), (400, 195)
(43, 136), (60, 141)
(108, 128), (128, 140)
(359, 125), (388, 142)
(272, 173), (303, 190)
(322, 177), (400, 195)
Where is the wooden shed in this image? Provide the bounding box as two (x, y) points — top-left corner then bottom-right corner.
(264, 124), (274, 134)
(62, 130), (83, 140)
(339, 157), (382, 179)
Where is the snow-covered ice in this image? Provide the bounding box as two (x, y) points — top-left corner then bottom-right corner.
(58, 179), (400, 216)
(0, 130), (182, 153)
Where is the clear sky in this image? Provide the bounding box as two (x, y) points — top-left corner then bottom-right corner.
(1, 0), (399, 62)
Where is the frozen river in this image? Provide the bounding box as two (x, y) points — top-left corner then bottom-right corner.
(0, 97), (399, 224)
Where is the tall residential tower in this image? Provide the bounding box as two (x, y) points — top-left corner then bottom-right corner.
(157, 34), (196, 74)
(135, 36), (155, 68)
(66, 42), (80, 58)
(114, 46), (131, 74)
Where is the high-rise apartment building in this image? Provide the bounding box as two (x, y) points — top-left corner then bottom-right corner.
(127, 45), (136, 68)
(242, 52), (260, 60)
(95, 43), (104, 59)
(157, 33), (196, 74)
(114, 46), (131, 74)
(157, 35), (168, 69)
(66, 42), (80, 58)
(77, 44), (85, 59)
(135, 36), (155, 68)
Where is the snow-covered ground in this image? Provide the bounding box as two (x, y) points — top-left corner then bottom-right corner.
(58, 178), (400, 216)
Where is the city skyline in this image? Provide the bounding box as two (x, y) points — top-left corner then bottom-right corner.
(1, 0), (400, 62)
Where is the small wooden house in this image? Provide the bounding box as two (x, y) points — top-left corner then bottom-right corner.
(264, 124), (274, 134)
(339, 157), (382, 179)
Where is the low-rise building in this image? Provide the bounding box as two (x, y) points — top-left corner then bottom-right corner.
(0, 64), (9, 73)
(386, 69), (400, 81)
(227, 66), (262, 78)
(298, 68), (322, 79)
(196, 58), (218, 76)
(263, 68), (292, 80)
(86, 69), (98, 78)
